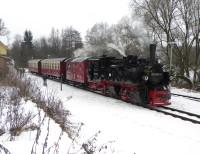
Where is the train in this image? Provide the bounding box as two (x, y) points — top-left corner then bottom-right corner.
(28, 44), (171, 106)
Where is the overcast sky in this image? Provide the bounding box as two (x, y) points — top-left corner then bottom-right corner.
(0, 0), (131, 42)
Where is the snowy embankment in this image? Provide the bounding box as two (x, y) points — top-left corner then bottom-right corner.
(33, 74), (200, 154)
(0, 85), (72, 154)
(1, 73), (200, 154)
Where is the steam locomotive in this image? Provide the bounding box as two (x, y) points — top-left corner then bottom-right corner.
(28, 44), (171, 106)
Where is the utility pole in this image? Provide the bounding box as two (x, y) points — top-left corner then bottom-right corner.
(168, 42), (176, 74)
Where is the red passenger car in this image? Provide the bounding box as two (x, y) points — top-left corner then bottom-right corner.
(65, 57), (88, 84)
(28, 59), (42, 74)
(41, 58), (67, 78)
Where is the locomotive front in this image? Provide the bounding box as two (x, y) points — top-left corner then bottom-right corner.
(146, 44), (171, 106)
(122, 44), (171, 106)
(142, 62), (171, 106)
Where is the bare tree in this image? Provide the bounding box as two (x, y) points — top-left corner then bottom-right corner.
(0, 19), (8, 36)
(86, 22), (112, 47)
(33, 37), (50, 58)
(110, 16), (146, 56)
(48, 28), (61, 56)
(132, 0), (177, 57)
(189, 0), (200, 83)
(86, 20), (146, 57)
(61, 27), (83, 57)
(131, 0), (199, 78)
(9, 35), (23, 67)
(172, 0), (196, 77)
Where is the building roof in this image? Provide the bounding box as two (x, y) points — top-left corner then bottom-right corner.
(0, 41), (8, 50)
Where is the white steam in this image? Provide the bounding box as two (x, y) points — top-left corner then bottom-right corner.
(107, 43), (126, 57)
(74, 44), (127, 58)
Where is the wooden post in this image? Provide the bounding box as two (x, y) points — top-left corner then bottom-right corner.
(60, 74), (63, 91)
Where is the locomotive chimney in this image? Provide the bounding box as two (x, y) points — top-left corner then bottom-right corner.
(150, 44), (156, 64)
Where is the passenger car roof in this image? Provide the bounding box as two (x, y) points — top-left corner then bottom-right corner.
(71, 57), (89, 62)
(41, 58), (67, 63)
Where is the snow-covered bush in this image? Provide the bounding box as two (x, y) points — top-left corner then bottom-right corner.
(0, 86), (36, 139)
(1, 69), (78, 139)
(5, 88), (35, 137)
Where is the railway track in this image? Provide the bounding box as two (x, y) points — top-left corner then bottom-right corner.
(72, 84), (200, 125)
(171, 93), (200, 102)
(88, 91), (200, 125)
(30, 74), (200, 125)
(86, 88), (200, 125)
(149, 106), (200, 125)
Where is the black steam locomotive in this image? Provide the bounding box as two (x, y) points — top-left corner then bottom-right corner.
(87, 44), (170, 105)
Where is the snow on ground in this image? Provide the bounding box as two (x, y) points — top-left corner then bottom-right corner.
(172, 86), (200, 98)
(30, 74), (200, 154)
(1, 74), (200, 154)
(0, 86), (72, 154)
(171, 87), (200, 114)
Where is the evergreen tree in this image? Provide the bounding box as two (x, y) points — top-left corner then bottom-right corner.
(20, 30), (34, 67)
(23, 30), (33, 49)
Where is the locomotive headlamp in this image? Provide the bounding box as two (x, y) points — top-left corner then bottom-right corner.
(143, 75), (149, 81)
(169, 75), (174, 81)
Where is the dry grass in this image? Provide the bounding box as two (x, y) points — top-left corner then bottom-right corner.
(2, 69), (78, 138)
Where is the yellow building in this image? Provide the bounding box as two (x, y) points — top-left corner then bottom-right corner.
(0, 41), (8, 56)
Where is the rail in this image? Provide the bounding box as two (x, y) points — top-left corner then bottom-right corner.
(171, 93), (200, 102)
